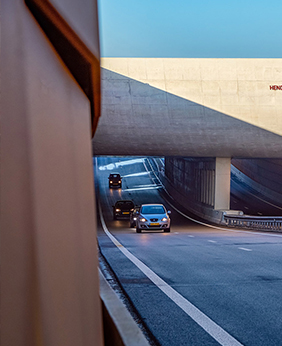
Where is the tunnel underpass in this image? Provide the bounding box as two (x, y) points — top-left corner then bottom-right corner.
(95, 156), (282, 346)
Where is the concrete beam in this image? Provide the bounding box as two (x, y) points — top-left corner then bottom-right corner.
(92, 58), (282, 158)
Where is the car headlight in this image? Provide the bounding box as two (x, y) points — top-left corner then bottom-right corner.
(133, 217), (137, 220)
(140, 218), (147, 222)
(119, 180), (121, 183)
(110, 181), (113, 183)
(115, 208), (121, 212)
(161, 217), (168, 222)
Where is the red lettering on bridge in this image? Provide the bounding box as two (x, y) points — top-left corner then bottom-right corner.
(270, 85), (282, 90)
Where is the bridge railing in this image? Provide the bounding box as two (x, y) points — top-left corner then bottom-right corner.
(223, 213), (282, 231)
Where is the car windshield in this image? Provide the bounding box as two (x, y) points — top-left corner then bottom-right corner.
(111, 174), (120, 178)
(141, 205), (165, 214)
(116, 201), (134, 208)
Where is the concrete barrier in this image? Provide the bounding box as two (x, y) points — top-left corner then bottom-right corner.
(99, 270), (151, 346)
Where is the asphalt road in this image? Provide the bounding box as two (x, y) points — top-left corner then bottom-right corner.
(95, 156), (282, 346)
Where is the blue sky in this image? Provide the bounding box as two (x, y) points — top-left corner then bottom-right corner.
(98, 0), (282, 58)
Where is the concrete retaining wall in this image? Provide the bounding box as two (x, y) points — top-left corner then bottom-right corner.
(232, 159), (282, 207)
(153, 157), (226, 224)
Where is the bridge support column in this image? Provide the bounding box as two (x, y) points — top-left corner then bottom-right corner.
(214, 158), (231, 210)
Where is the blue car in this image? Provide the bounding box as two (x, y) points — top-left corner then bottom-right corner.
(136, 204), (171, 233)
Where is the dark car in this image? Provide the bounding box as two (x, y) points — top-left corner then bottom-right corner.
(113, 200), (134, 220)
(108, 173), (122, 188)
(129, 206), (140, 228)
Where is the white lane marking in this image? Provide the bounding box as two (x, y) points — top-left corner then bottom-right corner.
(144, 159), (282, 239)
(98, 158), (145, 171)
(208, 240), (217, 243)
(174, 232), (179, 234)
(238, 247), (252, 252)
(123, 172), (150, 178)
(130, 184), (158, 188)
(99, 201), (244, 346)
(188, 235), (195, 238)
(125, 186), (161, 192)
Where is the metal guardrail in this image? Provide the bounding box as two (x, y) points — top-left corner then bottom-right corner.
(224, 214), (282, 231)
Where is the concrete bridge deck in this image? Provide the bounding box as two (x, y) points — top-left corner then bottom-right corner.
(93, 58), (282, 157)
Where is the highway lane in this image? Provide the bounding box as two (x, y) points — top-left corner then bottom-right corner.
(95, 156), (282, 346)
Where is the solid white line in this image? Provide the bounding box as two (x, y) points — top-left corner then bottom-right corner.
(238, 247), (252, 252)
(98, 201), (244, 346)
(125, 186), (161, 192)
(122, 172), (150, 178)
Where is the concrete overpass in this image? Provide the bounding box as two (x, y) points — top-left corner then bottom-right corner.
(93, 58), (282, 157)
(92, 58), (282, 222)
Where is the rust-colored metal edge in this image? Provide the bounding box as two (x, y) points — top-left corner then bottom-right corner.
(24, 0), (101, 137)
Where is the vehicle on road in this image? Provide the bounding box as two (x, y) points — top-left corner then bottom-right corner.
(108, 173), (122, 188)
(113, 200), (134, 220)
(136, 204), (171, 233)
(129, 206), (140, 228)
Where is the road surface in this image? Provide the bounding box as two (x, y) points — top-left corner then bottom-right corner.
(95, 156), (282, 346)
